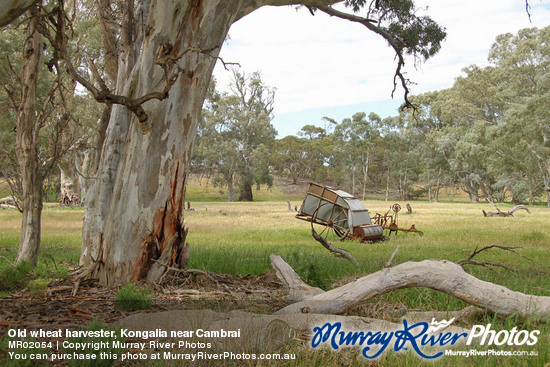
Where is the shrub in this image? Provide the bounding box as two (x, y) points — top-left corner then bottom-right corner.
(28, 279), (49, 297)
(290, 252), (330, 290)
(115, 283), (153, 311)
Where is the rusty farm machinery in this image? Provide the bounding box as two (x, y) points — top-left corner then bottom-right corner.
(296, 183), (423, 244)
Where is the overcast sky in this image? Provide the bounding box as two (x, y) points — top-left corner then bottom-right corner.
(213, 1), (550, 137)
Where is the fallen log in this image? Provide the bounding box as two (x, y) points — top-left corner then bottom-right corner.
(483, 204), (531, 217)
(0, 204), (17, 210)
(270, 255), (324, 302)
(0, 196), (18, 205)
(275, 258), (550, 321)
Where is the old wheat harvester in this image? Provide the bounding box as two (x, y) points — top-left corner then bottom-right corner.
(296, 183), (422, 243)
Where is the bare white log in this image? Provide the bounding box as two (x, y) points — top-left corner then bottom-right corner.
(483, 204), (531, 217)
(0, 204), (18, 210)
(384, 246), (400, 268)
(270, 255), (324, 302)
(275, 259), (550, 321)
(0, 196), (19, 205)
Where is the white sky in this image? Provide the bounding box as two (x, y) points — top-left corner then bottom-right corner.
(213, 1), (550, 137)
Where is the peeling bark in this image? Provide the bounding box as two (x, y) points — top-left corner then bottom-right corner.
(81, 0), (251, 285)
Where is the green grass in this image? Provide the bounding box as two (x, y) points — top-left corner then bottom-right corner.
(0, 332), (49, 367)
(0, 261), (31, 291)
(115, 283), (153, 311)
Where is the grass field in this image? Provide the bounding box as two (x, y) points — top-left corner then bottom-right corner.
(0, 198), (548, 366)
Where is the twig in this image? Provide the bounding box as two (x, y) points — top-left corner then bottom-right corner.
(0, 256), (16, 268)
(152, 260), (236, 296)
(317, 5), (414, 108)
(455, 245), (533, 270)
(384, 246), (400, 268)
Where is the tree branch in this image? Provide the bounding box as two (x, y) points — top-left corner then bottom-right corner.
(316, 5), (414, 108)
(456, 245), (534, 269)
(311, 228), (359, 267)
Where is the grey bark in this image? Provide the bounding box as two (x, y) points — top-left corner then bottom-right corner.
(14, 5), (43, 267)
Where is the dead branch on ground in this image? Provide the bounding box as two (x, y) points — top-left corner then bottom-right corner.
(311, 228), (359, 267)
(483, 204), (531, 217)
(456, 245), (533, 270)
(274, 257), (550, 321)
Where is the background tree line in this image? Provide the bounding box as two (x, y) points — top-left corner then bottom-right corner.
(192, 26), (549, 206)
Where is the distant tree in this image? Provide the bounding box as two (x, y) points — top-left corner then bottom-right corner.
(197, 70), (277, 201)
(334, 112), (380, 199)
(488, 27), (550, 205)
(271, 135), (312, 185)
(0, 6), (79, 266)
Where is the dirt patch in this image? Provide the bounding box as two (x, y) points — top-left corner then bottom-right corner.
(0, 271), (288, 333)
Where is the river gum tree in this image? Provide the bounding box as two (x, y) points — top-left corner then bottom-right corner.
(3, 0), (446, 285)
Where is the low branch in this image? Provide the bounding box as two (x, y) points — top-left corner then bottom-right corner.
(0, 255), (16, 268)
(0, 204), (18, 210)
(384, 246), (400, 268)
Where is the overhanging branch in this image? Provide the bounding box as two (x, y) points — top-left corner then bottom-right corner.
(316, 5), (414, 109)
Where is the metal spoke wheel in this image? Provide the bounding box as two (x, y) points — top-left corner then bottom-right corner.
(310, 202), (349, 242)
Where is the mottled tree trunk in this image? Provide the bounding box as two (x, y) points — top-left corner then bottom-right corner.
(59, 161), (80, 202)
(385, 170), (390, 201)
(15, 5), (43, 267)
(227, 174), (235, 202)
(434, 167), (441, 202)
(79, 0), (345, 285)
(362, 148), (370, 200)
(80, 0), (249, 285)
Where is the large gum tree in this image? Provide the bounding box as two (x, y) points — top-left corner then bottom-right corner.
(3, 0), (446, 285)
